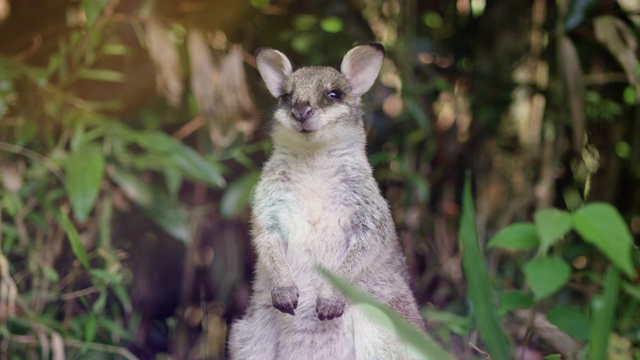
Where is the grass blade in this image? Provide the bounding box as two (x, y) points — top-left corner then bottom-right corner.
(589, 266), (620, 360)
(320, 269), (453, 360)
(459, 173), (511, 359)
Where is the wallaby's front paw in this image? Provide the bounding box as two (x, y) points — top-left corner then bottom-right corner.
(315, 292), (345, 320)
(272, 285), (299, 315)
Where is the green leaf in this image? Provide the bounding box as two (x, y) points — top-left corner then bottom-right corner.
(421, 307), (471, 335)
(82, 0), (109, 25)
(59, 209), (90, 270)
(220, 171), (260, 219)
(589, 267), (620, 360)
(85, 314), (97, 343)
(92, 291), (108, 313)
(458, 173), (511, 359)
(111, 169), (191, 242)
(499, 290), (534, 314)
(64, 144), (105, 222)
(89, 269), (121, 284)
(320, 269), (453, 359)
(487, 223), (539, 250)
(573, 203), (635, 278)
(547, 305), (590, 341)
(534, 208), (572, 254)
(133, 131), (226, 188)
(163, 164), (183, 197)
(523, 256), (571, 300)
(77, 68), (126, 82)
(113, 283), (132, 314)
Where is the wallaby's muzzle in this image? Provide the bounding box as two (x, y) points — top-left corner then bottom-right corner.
(291, 101), (313, 123)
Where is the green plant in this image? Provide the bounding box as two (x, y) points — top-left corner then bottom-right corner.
(0, 1), (227, 358)
(455, 173), (639, 359)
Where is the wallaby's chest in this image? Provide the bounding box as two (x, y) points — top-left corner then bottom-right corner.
(264, 159), (353, 264)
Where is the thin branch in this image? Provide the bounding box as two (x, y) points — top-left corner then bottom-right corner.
(60, 286), (100, 301)
(469, 342), (491, 359)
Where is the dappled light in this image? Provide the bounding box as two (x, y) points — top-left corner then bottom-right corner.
(0, 0), (639, 359)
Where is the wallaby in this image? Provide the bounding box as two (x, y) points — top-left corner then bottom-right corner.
(228, 43), (424, 360)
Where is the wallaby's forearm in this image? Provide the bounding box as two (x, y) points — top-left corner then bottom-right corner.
(253, 227), (294, 287)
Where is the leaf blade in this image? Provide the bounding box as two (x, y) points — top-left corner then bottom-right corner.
(534, 208), (572, 254)
(523, 256), (571, 300)
(459, 173), (511, 359)
(487, 223), (540, 250)
(320, 269), (453, 360)
(64, 144), (105, 222)
(573, 203), (635, 278)
(59, 208), (90, 270)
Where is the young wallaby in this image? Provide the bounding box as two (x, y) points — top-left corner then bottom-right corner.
(228, 43), (424, 360)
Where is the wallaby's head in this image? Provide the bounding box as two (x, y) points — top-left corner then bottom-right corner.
(255, 43), (384, 149)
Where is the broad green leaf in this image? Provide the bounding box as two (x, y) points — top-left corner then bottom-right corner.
(320, 269), (453, 360)
(589, 267), (620, 360)
(543, 355), (562, 360)
(523, 256), (571, 300)
(534, 208), (572, 254)
(573, 203), (635, 278)
(487, 223), (539, 250)
(548, 305), (590, 341)
(458, 173), (511, 359)
(499, 290), (534, 314)
(77, 68), (126, 82)
(59, 209), (90, 270)
(111, 169), (191, 242)
(64, 144), (105, 222)
(220, 171), (260, 219)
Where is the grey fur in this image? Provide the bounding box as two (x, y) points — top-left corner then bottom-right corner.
(229, 44), (424, 360)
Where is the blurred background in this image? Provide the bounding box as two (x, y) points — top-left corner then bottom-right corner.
(0, 0), (639, 359)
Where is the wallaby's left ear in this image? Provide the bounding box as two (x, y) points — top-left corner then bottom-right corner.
(340, 43), (385, 98)
(255, 48), (293, 98)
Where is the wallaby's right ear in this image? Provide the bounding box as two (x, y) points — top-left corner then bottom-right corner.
(255, 48), (293, 98)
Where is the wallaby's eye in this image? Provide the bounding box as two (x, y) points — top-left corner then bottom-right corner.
(279, 93), (292, 103)
(326, 90), (343, 100)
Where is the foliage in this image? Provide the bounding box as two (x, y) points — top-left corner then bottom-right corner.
(0, 0), (227, 358)
(1, 0), (639, 359)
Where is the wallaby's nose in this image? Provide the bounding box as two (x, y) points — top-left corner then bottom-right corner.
(291, 102), (313, 123)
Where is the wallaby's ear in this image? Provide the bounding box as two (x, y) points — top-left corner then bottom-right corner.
(255, 48), (293, 98)
(340, 43), (385, 98)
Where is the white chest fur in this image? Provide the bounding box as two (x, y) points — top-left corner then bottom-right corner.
(256, 152), (353, 271)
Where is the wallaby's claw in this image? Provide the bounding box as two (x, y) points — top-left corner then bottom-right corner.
(315, 294), (345, 320)
(272, 286), (299, 315)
